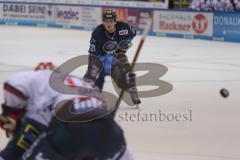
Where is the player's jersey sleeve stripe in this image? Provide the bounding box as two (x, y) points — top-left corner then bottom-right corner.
(4, 83), (28, 101)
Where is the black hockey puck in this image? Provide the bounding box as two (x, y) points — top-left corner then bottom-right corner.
(220, 88), (229, 98)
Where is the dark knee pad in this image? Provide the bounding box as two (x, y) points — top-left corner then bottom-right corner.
(111, 53), (136, 89)
(84, 54), (103, 83)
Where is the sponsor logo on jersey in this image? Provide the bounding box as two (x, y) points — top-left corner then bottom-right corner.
(119, 30), (128, 35)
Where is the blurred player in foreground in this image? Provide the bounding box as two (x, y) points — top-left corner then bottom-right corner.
(84, 9), (141, 105)
(21, 66), (134, 160)
(0, 62), (61, 160)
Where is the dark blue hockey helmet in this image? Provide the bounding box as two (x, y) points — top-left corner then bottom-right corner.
(102, 9), (117, 21)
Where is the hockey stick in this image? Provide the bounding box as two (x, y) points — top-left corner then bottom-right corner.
(113, 18), (153, 116)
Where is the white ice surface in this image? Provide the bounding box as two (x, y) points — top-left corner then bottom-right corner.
(0, 26), (240, 160)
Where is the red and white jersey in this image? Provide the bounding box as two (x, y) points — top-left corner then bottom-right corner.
(4, 69), (98, 126)
(53, 78), (102, 111)
(4, 70), (59, 126)
(53, 77), (109, 122)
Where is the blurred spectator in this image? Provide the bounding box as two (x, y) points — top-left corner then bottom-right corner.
(148, 0), (165, 1)
(173, 0), (192, 9)
(235, 0), (240, 10)
(190, 0), (240, 11)
(189, 0), (212, 11)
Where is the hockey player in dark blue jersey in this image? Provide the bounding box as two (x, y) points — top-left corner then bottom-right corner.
(84, 9), (141, 105)
(21, 80), (134, 160)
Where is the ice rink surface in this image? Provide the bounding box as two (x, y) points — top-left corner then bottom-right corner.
(0, 26), (240, 160)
